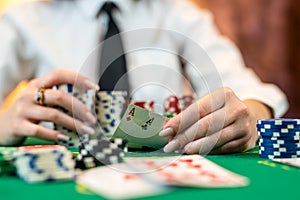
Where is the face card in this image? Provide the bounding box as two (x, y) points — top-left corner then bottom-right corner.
(125, 155), (249, 188)
(112, 104), (169, 149)
(76, 163), (166, 199)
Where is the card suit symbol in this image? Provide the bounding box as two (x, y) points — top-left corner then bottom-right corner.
(127, 116), (131, 121)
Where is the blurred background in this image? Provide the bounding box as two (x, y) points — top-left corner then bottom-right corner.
(1, 0), (299, 117)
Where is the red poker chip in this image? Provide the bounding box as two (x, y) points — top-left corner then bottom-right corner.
(179, 95), (194, 110)
(132, 100), (155, 111)
(164, 95), (181, 115)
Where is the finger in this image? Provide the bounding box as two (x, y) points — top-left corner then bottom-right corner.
(19, 121), (70, 142)
(209, 137), (250, 155)
(163, 104), (237, 153)
(23, 105), (95, 135)
(183, 125), (247, 154)
(160, 88), (229, 137)
(31, 70), (99, 90)
(43, 89), (96, 124)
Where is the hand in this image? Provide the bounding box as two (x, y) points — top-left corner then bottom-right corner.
(159, 87), (272, 154)
(0, 70), (99, 146)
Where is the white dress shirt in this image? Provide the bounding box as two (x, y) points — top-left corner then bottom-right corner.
(0, 0), (288, 117)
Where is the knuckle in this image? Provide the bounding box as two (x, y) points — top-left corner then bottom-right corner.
(48, 70), (62, 82)
(223, 87), (235, 101)
(236, 103), (249, 116)
(224, 140), (241, 152)
(200, 119), (211, 135)
(178, 133), (191, 148)
(16, 90), (30, 103)
(29, 125), (40, 137)
(13, 96), (30, 115)
(243, 120), (251, 131)
(48, 110), (60, 121)
(197, 102), (209, 117)
(54, 90), (66, 102)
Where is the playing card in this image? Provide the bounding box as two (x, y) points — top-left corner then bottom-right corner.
(112, 104), (169, 149)
(76, 163), (166, 199)
(125, 155), (249, 188)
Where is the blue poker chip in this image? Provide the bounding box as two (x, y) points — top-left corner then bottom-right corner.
(259, 149), (300, 156)
(52, 150), (70, 171)
(259, 141), (300, 148)
(259, 141), (300, 147)
(259, 138), (300, 145)
(256, 124), (300, 131)
(257, 128), (300, 134)
(259, 136), (300, 144)
(258, 131), (300, 138)
(259, 146), (300, 152)
(259, 137), (300, 142)
(259, 153), (300, 159)
(24, 153), (44, 174)
(257, 118), (300, 126)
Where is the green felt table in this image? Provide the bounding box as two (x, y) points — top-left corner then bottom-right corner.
(1, 137), (299, 200)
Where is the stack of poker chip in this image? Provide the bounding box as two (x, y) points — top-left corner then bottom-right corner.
(257, 119), (300, 159)
(95, 91), (128, 137)
(54, 84), (95, 148)
(75, 138), (128, 170)
(14, 145), (76, 183)
(164, 95), (195, 116)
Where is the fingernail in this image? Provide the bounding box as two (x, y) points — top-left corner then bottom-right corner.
(159, 127), (174, 137)
(81, 124), (95, 135)
(57, 134), (70, 141)
(86, 112), (97, 124)
(163, 139), (180, 153)
(85, 80), (100, 90)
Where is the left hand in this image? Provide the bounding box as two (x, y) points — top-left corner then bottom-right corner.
(159, 87), (272, 154)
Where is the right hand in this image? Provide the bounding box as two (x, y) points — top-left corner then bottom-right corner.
(0, 70), (99, 146)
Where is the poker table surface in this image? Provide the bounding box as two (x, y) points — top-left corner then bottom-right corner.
(1, 137), (299, 200)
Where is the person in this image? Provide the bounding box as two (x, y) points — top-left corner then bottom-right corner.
(0, 0), (288, 154)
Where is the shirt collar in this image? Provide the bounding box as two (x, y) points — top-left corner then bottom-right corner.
(76, 0), (133, 19)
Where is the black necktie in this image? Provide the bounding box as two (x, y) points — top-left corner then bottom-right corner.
(97, 2), (129, 92)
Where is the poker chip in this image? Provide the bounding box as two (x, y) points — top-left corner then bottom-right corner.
(259, 141), (300, 149)
(95, 91), (127, 137)
(259, 137), (300, 143)
(258, 130), (300, 138)
(163, 95), (195, 116)
(259, 146), (300, 152)
(54, 84), (95, 148)
(178, 95), (195, 111)
(259, 149), (300, 155)
(257, 118), (300, 159)
(257, 118), (300, 126)
(132, 101), (155, 111)
(164, 95), (181, 115)
(14, 145), (76, 183)
(75, 138), (128, 170)
(259, 153), (299, 159)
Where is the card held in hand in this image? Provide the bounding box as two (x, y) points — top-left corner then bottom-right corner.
(112, 104), (169, 149)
